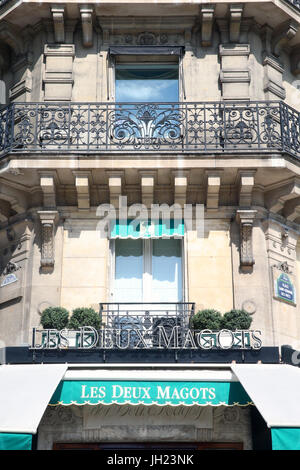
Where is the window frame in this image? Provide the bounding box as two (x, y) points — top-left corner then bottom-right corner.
(108, 55), (183, 102)
(109, 237), (185, 304)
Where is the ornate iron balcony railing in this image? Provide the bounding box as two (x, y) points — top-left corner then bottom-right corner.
(0, 101), (299, 157)
(99, 302), (195, 348)
(285, 0), (300, 10)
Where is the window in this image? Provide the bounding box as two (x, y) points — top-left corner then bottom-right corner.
(112, 238), (183, 304)
(115, 63), (179, 102)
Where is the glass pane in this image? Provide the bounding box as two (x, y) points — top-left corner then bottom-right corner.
(151, 239), (182, 303)
(114, 239), (143, 303)
(115, 64), (179, 102)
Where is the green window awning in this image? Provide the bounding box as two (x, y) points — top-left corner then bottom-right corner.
(271, 428), (300, 450)
(0, 433), (32, 450)
(110, 219), (184, 239)
(50, 380), (252, 407)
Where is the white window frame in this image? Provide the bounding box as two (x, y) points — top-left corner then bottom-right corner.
(109, 238), (185, 304)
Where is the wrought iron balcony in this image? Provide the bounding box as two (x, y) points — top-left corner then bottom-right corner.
(99, 302), (195, 348)
(285, 0), (300, 10)
(0, 101), (300, 157)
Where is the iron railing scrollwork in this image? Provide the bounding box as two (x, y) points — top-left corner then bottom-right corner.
(285, 0), (300, 10)
(99, 302), (195, 348)
(0, 100), (299, 157)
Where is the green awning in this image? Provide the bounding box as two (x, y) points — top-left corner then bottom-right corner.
(110, 219), (184, 239)
(0, 433), (32, 450)
(271, 428), (300, 450)
(50, 380), (252, 407)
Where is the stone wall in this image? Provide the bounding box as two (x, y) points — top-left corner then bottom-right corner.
(37, 404), (252, 450)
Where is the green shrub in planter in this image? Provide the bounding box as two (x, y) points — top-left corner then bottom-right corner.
(68, 307), (101, 330)
(191, 309), (222, 330)
(40, 307), (69, 330)
(221, 309), (252, 330)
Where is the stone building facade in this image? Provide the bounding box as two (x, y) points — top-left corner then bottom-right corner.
(0, 0), (300, 451)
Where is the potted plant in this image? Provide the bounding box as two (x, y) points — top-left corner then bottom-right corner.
(221, 309), (253, 330)
(191, 309), (222, 331)
(68, 307), (101, 329)
(68, 307), (101, 347)
(40, 306), (69, 330)
(191, 309), (223, 348)
(40, 306), (69, 347)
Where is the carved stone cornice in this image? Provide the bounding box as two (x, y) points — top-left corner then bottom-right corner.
(236, 209), (257, 268)
(38, 211), (58, 268)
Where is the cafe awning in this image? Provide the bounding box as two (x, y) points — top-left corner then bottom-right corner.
(49, 368), (252, 407)
(231, 364), (300, 427)
(231, 364), (300, 450)
(0, 364), (67, 434)
(110, 218), (184, 239)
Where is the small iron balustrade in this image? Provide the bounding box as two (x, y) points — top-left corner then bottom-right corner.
(0, 101), (299, 157)
(285, 0), (300, 9)
(99, 302), (195, 348)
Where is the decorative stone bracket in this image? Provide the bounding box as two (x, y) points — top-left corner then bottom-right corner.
(51, 5), (65, 43)
(200, 4), (215, 47)
(80, 5), (94, 48)
(38, 211), (58, 269)
(236, 210), (257, 268)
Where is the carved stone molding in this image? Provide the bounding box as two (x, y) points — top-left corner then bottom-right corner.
(200, 4), (215, 47)
(237, 170), (256, 208)
(139, 171), (156, 209)
(73, 171), (91, 210)
(80, 5), (94, 48)
(173, 172), (188, 207)
(0, 21), (23, 57)
(43, 44), (75, 101)
(229, 3), (244, 43)
(51, 5), (65, 44)
(273, 260), (293, 275)
(38, 211), (58, 269)
(236, 210), (257, 268)
(2, 260), (20, 276)
(107, 171), (124, 208)
(39, 173), (56, 208)
(205, 170), (223, 210)
(291, 45), (300, 76)
(265, 179), (300, 214)
(271, 19), (299, 56)
(219, 44), (250, 100)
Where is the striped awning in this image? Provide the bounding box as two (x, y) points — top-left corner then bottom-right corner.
(110, 219), (184, 239)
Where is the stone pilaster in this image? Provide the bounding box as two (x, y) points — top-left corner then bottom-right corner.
(43, 44), (75, 101)
(219, 44), (250, 100)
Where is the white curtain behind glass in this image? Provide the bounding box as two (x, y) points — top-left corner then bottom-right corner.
(114, 239), (143, 302)
(151, 239), (182, 303)
(114, 238), (182, 304)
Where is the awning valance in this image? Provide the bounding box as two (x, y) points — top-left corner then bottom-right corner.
(109, 46), (184, 56)
(271, 428), (300, 450)
(110, 219), (184, 239)
(50, 380), (251, 407)
(231, 364), (300, 428)
(0, 364), (67, 434)
(0, 433), (32, 451)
